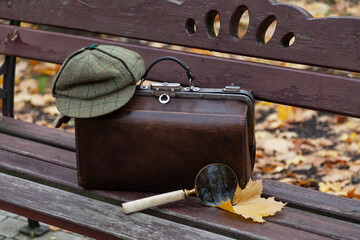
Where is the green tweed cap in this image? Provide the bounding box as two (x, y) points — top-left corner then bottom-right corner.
(52, 44), (145, 118)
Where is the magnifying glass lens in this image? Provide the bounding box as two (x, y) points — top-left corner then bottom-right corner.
(195, 164), (238, 206)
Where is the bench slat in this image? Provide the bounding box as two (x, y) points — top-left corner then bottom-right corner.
(0, 115), (75, 151)
(1, 116), (359, 224)
(0, 132), (76, 169)
(1, 0), (360, 72)
(261, 178), (360, 224)
(0, 172), (240, 240)
(268, 207), (360, 239)
(0, 26), (359, 117)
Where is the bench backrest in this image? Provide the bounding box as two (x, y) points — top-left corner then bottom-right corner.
(0, 0), (359, 117)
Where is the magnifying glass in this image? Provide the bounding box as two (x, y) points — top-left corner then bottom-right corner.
(122, 163), (238, 214)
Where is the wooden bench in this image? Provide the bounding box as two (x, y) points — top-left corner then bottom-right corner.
(0, 0), (360, 239)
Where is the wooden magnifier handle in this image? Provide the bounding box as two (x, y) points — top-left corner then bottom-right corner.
(122, 189), (196, 214)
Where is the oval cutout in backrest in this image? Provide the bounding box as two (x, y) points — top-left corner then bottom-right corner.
(206, 10), (220, 37)
(230, 6), (249, 39)
(257, 15), (277, 44)
(185, 18), (196, 35)
(281, 32), (296, 47)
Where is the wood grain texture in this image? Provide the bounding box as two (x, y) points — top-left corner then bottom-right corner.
(1, 116), (360, 225)
(266, 207), (360, 240)
(0, 115), (75, 151)
(0, 26), (359, 117)
(0, 150), (334, 240)
(0, 118), (359, 239)
(0, 151), (338, 240)
(0, 132), (76, 169)
(0, 173), (236, 240)
(262, 179), (360, 223)
(0, 0), (359, 72)
(0, 148), (358, 239)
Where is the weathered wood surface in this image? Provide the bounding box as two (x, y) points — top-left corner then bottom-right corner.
(0, 0), (359, 72)
(0, 149), (335, 240)
(0, 132), (76, 169)
(261, 180), (360, 223)
(0, 173), (238, 240)
(0, 25), (360, 118)
(0, 116), (359, 224)
(0, 115), (74, 151)
(0, 117), (359, 239)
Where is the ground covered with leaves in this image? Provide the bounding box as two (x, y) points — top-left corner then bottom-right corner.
(1, 0), (360, 200)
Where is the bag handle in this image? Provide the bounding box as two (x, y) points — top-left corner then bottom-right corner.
(139, 56), (195, 90)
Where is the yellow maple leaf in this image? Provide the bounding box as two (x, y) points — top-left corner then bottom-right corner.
(278, 105), (295, 123)
(216, 199), (235, 213)
(216, 179), (286, 223)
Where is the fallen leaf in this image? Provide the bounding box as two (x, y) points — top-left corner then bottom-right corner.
(33, 62), (61, 76)
(306, 2), (330, 18)
(311, 137), (334, 147)
(15, 113), (35, 123)
(260, 165), (277, 174)
(278, 131), (298, 139)
(255, 131), (273, 139)
(216, 199), (235, 213)
(346, 121), (358, 130)
(319, 181), (343, 193)
(49, 225), (61, 231)
(255, 150), (266, 158)
(278, 178), (296, 184)
(278, 105), (298, 123)
(44, 105), (59, 116)
(340, 133), (350, 142)
(347, 187), (360, 199)
(259, 138), (294, 155)
(317, 150), (342, 158)
(286, 155), (305, 167)
(273, 165), (285, 173)
(321, 159), (349, 168)
(322, 169), (352, 182)
(30, 94), (46, 107)
(15, 60), (29, 78)
(340, 133), (358, 143)
(349, 159), (360, 173)
(318, 181), (331, 192)
(14, 92), (31, 104)
(298, 179), (317, 188)
(216, 179), (286, 223)
(17, 78), (38, 94)
(28, 59), (40, 66)
(269, 120), (284, 129)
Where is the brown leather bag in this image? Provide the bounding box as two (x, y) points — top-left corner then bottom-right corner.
(75, 57), (255, 192)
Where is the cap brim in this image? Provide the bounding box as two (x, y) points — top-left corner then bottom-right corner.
(55, 84), (136, 118)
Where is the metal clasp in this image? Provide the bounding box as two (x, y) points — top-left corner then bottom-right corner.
(151, 82), (181, 91)
(159, 94), (170, 104)
(223, 86), (241, 92)
(150, 82), (181, 104)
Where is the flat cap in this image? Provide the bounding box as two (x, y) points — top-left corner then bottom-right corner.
(52, 44), (145, 118)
